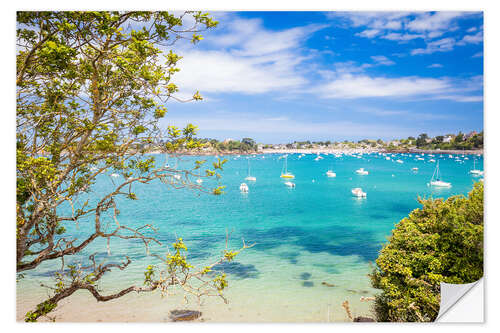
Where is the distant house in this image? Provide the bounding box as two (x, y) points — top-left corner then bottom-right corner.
(223, 138), (234, 144)
(390, 140), (400, 146)
(464, 131), (478, 140)
(443, 135), (453, 143)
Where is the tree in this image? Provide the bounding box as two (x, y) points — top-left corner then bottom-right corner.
(241, 137), (256, 148)
(433, 135), (444, 144)
(17, 11), (249, 322)
(454, 132), (464, 143)
(370, 182), (483, 322)
(416, 133), (429, 148)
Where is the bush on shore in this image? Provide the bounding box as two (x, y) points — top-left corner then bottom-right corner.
(370, 182), (483, 322)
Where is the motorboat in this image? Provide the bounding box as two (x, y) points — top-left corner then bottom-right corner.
(351, 188), (367, 197)
(239, 183), (249, 192)
(355, 168), (369, 175)
(326, 170), (336, 177)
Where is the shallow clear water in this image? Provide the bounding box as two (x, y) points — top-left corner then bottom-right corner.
(17, 152), (483, 321)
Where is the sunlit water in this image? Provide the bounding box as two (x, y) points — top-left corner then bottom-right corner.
(17, 152), (483, 322)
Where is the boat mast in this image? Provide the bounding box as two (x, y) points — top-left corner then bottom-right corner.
(431, 161), (437, 182)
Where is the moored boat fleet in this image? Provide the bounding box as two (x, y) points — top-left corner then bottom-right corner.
(234, 151), (483, 195)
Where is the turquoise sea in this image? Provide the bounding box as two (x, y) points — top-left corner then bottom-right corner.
(17, 152), (484, 322)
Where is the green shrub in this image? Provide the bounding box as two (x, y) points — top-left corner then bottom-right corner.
(370, 182), (483, 322)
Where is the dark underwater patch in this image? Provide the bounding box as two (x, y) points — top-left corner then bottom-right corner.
(302, 281), (314, 287)
(211, 261), (260, 279)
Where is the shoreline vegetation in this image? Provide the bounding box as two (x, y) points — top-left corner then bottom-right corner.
(148, 147), (483, 156)
(140, 130), (483, 156)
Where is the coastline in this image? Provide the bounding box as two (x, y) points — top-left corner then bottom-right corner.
(147, 147), (483, 156)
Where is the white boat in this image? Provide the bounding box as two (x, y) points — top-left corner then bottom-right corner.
(428, 161), (451, 187)
(351, 188), (367, 197)
(385, 156), (391, 160)
(111, 173), (119, 178)
(355, 168), (369, 175)
(470, 159), (484, 176)
(417, 157), (424, 161)
(280, 155), (295, 179)
(429, 159), (436, 163)
(196, 178), (203, 184)
(412, 167), (418, 171)
(173, 174), (181, 180)
(326, 170), (336, 177)
(284, 181), (296, 188)
(396, 159), (403, 164)
(239, 183), (249, 192)
(244, 158), (257, 181)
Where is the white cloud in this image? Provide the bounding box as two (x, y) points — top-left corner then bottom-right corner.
(433, 95), (483, 102)
(406, 12), (466, 33)
(170, 16), (325, 95)
(315, 71), (482, 103)
(411, 37), (456, 55)
(472, 52), (483, 58)
(355, 29), (380, 38)
(371, 55), (395, 66)
(457, 31), (483, 45)
(427, 63), (443, 68)
(333, 12), (410, 28)
(356, 107), (454, 119)
(381, 32), (424, 41)
(166, 112), (413, 138)
(173, 50), (306, 94)
(334, 11), (482, 55)
(317, 74), (452, 99)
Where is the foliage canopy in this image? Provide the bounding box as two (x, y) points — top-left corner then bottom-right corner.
(370, 182), (483, 322)
(17, 11), (248, 321)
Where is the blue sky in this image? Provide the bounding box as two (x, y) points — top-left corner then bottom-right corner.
(163, 11), (483, 143)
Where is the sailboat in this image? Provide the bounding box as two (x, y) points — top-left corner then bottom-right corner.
(173, 156), (181, 180)
(326, 160), (336, 177)
(245, 158), (257, 181)
(470, 159), (484, 176)
(280, 155), (295, 179)
(428, 161), (451, 187)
